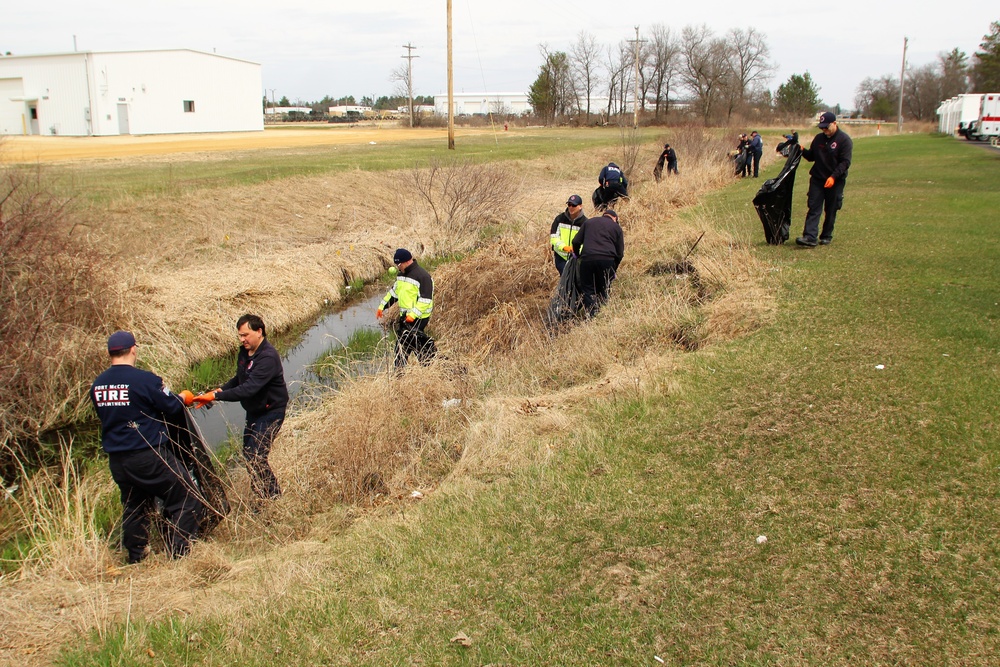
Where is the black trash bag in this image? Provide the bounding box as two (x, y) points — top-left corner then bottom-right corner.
(165, 407), (231, 534)
(732, 149), (748, 176)
(592, 185), (629, 212)
(546, 254), (583, 327)
(752, 143), (802, 245)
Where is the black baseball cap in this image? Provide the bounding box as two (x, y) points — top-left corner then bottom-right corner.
(107, 330), (136, 353)
(818, 111), (836, 128)
(566, 194), (583, 206)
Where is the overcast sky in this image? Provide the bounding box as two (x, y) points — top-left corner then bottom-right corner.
(3, 1), (995, 110)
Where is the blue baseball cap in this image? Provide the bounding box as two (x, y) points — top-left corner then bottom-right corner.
(107, 330), (136, 353)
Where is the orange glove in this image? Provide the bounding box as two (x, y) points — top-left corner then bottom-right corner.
(376, 308), (383, 319)
(824, 176), (835, 189)
(192, 391), (216, 406)
(178, 390), (194, 407)
(562, 245), (573, 253)
(405, 314), (416, 324)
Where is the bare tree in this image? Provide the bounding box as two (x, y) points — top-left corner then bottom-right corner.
(679, 25), (729, 124)
(605, 41), (634, 119)
(646, 24), (680, 119)
(570, 31), (603, 124)
(724, 27), (774, 118)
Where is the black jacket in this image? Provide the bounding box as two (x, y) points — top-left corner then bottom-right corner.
(91, 364), (184, 453)
(573, 214), (624, 269)
(802, 128), (853, 182)
(218, 338), (289, 419)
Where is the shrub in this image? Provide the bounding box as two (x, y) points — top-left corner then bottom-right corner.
(0, 165), (121, 474)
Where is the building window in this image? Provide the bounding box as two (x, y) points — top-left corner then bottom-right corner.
(183, 100), (195, 113)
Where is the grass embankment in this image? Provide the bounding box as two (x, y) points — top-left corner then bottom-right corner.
(46, 136), (1000, 664)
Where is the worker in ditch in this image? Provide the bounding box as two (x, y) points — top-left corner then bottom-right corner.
(572, 209), (625, 318)
(193, 314), (288, 504)
(549, 194), (587, 275)
(377, 248), (436, 369)
(91, 330), (204, 563)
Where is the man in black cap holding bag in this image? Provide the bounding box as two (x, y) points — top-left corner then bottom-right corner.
(796, 111), (853, 247)
(377, 248), (436, 369)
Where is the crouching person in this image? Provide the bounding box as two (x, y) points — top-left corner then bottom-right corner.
(91, 331), (203, 563)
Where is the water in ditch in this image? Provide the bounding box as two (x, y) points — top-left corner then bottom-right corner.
(190, 290), (387, 449)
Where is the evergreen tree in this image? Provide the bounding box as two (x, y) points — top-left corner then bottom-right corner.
(774, 72), (822, 116)
(971, 21), (1000, 91)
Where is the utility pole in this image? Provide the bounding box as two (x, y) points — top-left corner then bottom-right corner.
(628, 26), (645, 129)
(402, 43), (419, 128)
(447, 0), (455, 149)
(896, 36), (908, 133)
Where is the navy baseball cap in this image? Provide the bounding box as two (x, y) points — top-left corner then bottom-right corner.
(107, 330), (136, 353)
(818, 111), (836, 128)
(566, 194), (583, 206)
(393, 248), (412, 264)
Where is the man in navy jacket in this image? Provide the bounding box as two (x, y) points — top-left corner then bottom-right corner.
(91, 330), (203, 562)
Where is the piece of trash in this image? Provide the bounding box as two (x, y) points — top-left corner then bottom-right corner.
(369, 141), (377, 145)
(441, 398), (461, 409)
(410, 490), (424, 500)
(654, 657), (665, 664)
(756, 535), (768, 544)
(942, 354), (949, 357)
(450, 632), (472, 647)
(875, 364), (885, 370)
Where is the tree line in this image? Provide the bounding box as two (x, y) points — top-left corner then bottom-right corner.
(528, 20), (1000, 125)
(855, 21), (1000, 120)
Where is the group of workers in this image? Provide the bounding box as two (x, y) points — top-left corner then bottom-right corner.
(92, 114), (849, 564)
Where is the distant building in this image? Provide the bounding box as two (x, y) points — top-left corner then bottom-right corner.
(328, 105), (373, 117)
(433, 92), (532, 116)
(265, 106), (312, 116)
(0, 49), (262, 136)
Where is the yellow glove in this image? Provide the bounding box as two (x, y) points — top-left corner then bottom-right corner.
(824, 176), (835, 189)
(405, 314), (416, 324)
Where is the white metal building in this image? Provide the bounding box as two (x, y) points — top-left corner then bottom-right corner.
(433, 92), (532, 116)
(0, 49), (262, 136)
(936, 94), (984, 135)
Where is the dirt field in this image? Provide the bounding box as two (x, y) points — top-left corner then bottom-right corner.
(0, 123), (496, 163)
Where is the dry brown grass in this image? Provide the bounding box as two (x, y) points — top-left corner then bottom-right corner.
(0, 133), (778, 665)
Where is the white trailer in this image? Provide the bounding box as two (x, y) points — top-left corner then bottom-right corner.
(936, 93), (983, 135)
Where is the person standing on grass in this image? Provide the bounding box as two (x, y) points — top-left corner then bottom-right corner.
(550, 194), (587, 275)
(572, 208), (625, 318)
(193, 314), (288, 503)
(654, 144), (679, 182)
(91, 330), (203, 563)
(377, 248), (436, 369)
(796, 111), (853, 248)
(749, 131), (763, 177)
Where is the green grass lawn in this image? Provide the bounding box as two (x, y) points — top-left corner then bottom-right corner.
(58, 135), (1000, 665)
(42, 127), (627, 202)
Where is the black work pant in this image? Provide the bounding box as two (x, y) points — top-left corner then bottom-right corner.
(108, 447), (203, 563)
(802, 176), (846, 242)
(751, 151), (762, 177)
(395, 317), (436, 368)
(243, 409), (284, 500)
(578, 258), (617, 317)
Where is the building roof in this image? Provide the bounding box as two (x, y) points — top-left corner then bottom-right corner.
(0, 48), (259, 66)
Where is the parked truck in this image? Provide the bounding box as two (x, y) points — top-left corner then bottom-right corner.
(963, 93), (1000, 146)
